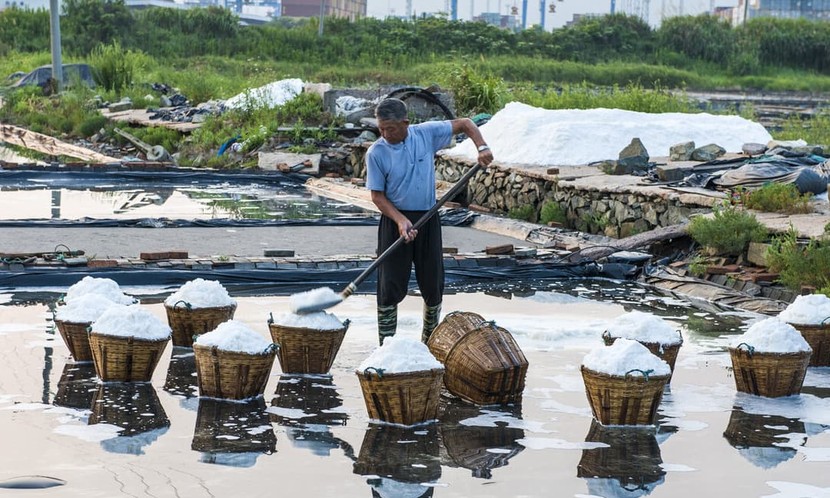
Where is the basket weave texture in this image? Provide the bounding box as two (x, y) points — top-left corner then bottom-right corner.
(89, 332), (169, 382)
(728, 346), (811, 398)
(192, 397), (276, 454)
(427, 311), (487, 363)
(268, 319), (349, 375)
(787, 323), (830, 367)
(443, 322), (528, 405)
(602, 331), (682, 382)
(88, 383), (169, 435)
(723, 409), (805, 449)
(55, 319), (94, 362)
(581, 366), (670, 426)
(165, 303), (236, 348)
(193, 343), (276, 400)
(576, 420), (664, 486)
(353, 424), (441, 483)
(356, 368), (444, 426)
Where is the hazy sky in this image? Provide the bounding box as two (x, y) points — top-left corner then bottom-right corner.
(366, 0), (739, 28)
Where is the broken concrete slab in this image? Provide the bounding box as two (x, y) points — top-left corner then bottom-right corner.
(258, 151), (321, 174)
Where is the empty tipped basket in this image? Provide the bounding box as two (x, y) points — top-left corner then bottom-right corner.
(427, 311), (488, 363)
(267, 318), (350, 375)
(193, 343), (277, 400)
(728, 343), (811, 398)
(356, 368), (444, 426)
(581, 366), (670, 426)
(165, 301), (236, 348)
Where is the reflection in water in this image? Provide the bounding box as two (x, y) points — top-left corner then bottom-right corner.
(354, 424), (441, 498)
(52, 363), (97, 410)
(723, 408), (805, 469)
(577, 420), (665, 497)
(192, 397), (276, 467)
(438, 398), (524, 479)
(268, 375), (353, 458)
(163, 347), (198, 403)
(89, 383), (170, 455)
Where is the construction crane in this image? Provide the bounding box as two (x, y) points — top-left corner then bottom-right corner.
(451, 0), (458, 20)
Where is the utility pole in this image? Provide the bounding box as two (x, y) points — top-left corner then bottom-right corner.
(318, 0), (325, 37)
(406, 0), (412, 18)
(610, 0), (616, 15)
(522, 0), (527, 28)
(49, 0), (62, 92)
(539, 0), (545, 30)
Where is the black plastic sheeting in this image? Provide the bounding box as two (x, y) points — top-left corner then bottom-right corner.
(683, 152), (830, 194)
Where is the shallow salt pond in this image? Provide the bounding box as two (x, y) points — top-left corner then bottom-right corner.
(1, 282), (829, 498)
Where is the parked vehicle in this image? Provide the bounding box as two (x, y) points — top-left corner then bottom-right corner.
(10, 63), (95, 90)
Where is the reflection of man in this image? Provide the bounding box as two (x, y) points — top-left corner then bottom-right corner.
(365, 98), (493, 345)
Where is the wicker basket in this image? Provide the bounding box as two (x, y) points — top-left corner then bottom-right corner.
(576, 420), (665, 489)
(356, 367), (444, 426)
(269, 375), (348, 427)
(723, 408), (805, 450)
(728, 343), (811, 398)
(443, 322), (528, 405)
(581, 366), (670, 426)
(88, 383), (170, 436)
(193, 343), (277, 400)
(267, 317), (350, 375)
(89, 332), (170, 382)
(191, 397), (276, 454)
(55, 319), (94, 362)
(787, 321), (830, 367)
(427, 311), (488, 363)
(602, 331), (683, 382)
(165, 301), (236, 348)
(353, 424), (441, 484)
(53, 363), (97, 409)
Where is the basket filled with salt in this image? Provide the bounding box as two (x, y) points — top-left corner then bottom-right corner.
(193, 320), (277, 400)
(728, 317), (812, 398)
(267, 310), (349, 375)
(602, 311), (683, 382)
(356, 337), (444, 426)
(581, 338), (671, 426)
(89, 305), (171, 382)
(60, 276), (138, 307)
(55, 294), (124, 363)
(777, 294), (830, 367)
(164, 279), (237, 348)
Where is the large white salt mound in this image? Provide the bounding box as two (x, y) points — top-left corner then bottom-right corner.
(605, 311), (682, 346)
(444, 102), (773, 167)
(582, 338), (671, 377)
(358, 337), (443, 374)
(778, 294), (830, 325)
(224, 78), (303, 111)
(64, 276), (136, 305)
(91, 305), (171, 340)
(56, 294), (124, 323)
(195, 320), (272, 354)
(731, 317), (811, 353)
(164, 278), (235, 309)
(270, 310), (345, 331)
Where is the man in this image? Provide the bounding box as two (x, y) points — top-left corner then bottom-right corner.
(365, 98), (494, 345)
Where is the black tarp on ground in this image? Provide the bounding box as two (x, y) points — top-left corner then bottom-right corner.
(683, 151), (830, 194)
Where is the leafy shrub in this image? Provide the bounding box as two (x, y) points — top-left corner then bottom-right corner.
(508, 204), (535, 222)
(739, 183), (813, 214)
(88, 41), (142, 94)
(766, 228), (830, 291)
(76, 115), (108, 137)
(440, 62), (506, 115)
(687, 205), (767, 256)
(540, 200), (567, 225)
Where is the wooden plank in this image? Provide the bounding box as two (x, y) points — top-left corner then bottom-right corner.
(0, 124), (120, 164)
(100, 108), (202, 133)
(578, 223), (690, 261)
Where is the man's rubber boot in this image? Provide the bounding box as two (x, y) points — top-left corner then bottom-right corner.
(377, 304), (397, 346)
(421, 302), (442, 344)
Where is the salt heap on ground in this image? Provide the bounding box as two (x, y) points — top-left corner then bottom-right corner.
(731, 318), (811, 353)
(444, 101), (773, 167)
(195, 320), (271, 354)
(358, 337), (443, 374)
(64, 276), (136, 305)
(582, 338), (671, 377)
(289, 287), (342, 314)
(56, 294), (125, 323)
(778, 294), (830, 325)
(92, 305), (171, 340)
(270, 310), (344, 330)
(605, 311), (682, 346)
(224, 78), (303, 111)
(164, 278), (236, 309)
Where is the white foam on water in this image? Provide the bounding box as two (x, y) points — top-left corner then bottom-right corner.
(264, 406), (313, 419)
(659, 463), (697, 472)
(517, 437), (608, 450)
(763, 481), (830, 497)
(458, 410), (553, 434)
(54, 423), (122, 442)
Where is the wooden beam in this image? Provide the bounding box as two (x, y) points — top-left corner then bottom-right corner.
(0, 124), (120, 164)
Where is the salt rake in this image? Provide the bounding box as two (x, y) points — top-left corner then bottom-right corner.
(291, 163), (484, 315)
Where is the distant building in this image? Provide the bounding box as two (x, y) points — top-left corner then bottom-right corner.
(732, 0), (830, 24)
(565, 13), (602, 27)
(473, 11), (520, 30)
(280, 0), (366, 20)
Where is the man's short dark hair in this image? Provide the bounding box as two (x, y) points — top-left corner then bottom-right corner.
(375, 98), (408, 121)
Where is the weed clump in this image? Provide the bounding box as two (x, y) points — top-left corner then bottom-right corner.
(687, 205), (767, 256)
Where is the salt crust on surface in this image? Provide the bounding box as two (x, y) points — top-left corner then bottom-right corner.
(605, 311), (682, 345)
(164, 278), (236, 309)
(64, 276), (136, 305)
(270, 310), (344, 330)
(358, 337), (443, 374)
(289, 287), (342, 314)
(731, 318), (811, 353)
(91, 305), (171, 340)
(778, 294), (830, 325)
(445, 102), (773, 166)
(56, 294), (123, 323)
(195, 320), (271, 354)
(582, 338), (671, 377)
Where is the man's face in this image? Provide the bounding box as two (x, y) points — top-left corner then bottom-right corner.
(377, 118), (409, 145)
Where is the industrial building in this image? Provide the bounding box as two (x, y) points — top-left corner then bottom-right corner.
(280, 0), (366, 20)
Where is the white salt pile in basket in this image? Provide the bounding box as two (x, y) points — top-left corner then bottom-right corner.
(605, 311), (682, 345)
(64, 276), (137, 305)
(195, 320), (271, 354)
(164, 278), (236, 308)
(583, 338), (671, 377)
(358, 337), (443, 374)
(778, 294), (830, 325)
(289, 287), (341, 314)
(731, 318), (812, 353)
(270, 310), (344, 330)
(56, 294), (124, 323)
(91, 305), (171, 340)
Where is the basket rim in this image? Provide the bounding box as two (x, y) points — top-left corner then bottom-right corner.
(193, 342), (277, 357)
(727, 346), (812, 358)
(89, 332), (170, 344)
(164, 302), (237, 311)
(355, 367), (445, 379)
(268, 322), (349, 334)
(55, 318), (93, 325)
(580, 364), (671, 381)
(786, 322), (830, 330)
(602, 330), (684, 347)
